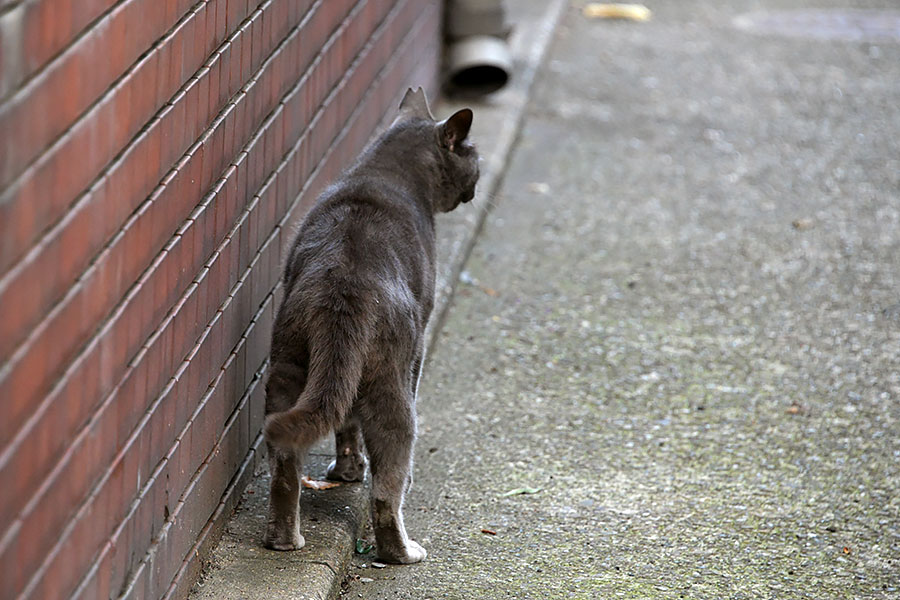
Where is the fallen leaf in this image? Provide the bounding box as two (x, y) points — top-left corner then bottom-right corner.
(501, 487), (542, 497)
(583, 3), (652, 21)
(481, 528), (497, 536)
(459, 269), (501, 297)
(301, 475), (341, 490)
(785, 402), (807, 415)
(355, 539), (375, 554)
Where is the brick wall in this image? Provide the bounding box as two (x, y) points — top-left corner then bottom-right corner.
(0, 1), (441, 599)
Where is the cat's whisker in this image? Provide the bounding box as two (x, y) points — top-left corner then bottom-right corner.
(475, 191), (504, 211)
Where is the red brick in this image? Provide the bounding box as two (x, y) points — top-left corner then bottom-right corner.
(0, 0), (182, 189)
(0, 1), (441, 599)
(215, 0), (228, 43)
(0, 0), (265, 284)
(13, 1), (112, 85)
(2, 155), (262, 599)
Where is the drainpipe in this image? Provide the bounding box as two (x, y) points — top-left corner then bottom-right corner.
(444, 0), (513, 96)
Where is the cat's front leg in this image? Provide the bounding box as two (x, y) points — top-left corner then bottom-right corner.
(326, 418), (367, 482)
(264, 444), (305, 551)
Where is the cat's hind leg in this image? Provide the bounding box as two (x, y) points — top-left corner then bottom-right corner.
(359, 381), (426, 564)
(264, 443), (305, 550)
(263, 360), (308, 551)
(326, 417), (367, 482)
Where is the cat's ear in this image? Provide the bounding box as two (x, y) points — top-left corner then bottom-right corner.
(398, 87), (434, 121)
(438, 108), (473, 152)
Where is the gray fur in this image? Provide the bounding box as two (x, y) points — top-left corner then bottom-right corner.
(262, 88), (479, 564)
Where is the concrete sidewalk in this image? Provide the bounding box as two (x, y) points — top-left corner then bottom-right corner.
(340, 0), (900, 598)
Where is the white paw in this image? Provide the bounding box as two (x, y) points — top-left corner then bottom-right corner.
(404, 540), (427, 563)
(385, 540), (426, 564)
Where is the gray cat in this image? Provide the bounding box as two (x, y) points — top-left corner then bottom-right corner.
(262, 88), (479, 564)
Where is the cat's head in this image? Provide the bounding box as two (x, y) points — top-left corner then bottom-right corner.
(395, 87), (480, 213)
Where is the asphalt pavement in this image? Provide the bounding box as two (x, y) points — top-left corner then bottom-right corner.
(340, 1), (900, 598)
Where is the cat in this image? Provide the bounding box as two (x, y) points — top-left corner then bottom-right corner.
(261, 87), (479, 564)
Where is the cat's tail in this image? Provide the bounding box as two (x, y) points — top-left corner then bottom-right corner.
(263, 304), (373, 450)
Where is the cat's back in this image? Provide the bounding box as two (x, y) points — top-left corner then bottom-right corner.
(282, 174), (432, 311)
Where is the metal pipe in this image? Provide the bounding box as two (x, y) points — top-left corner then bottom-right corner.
(444, 0), (513, 96)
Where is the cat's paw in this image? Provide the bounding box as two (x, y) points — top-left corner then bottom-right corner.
(326, 455), (367, 482)
(264, 526), (305, 551)
(377, 539), (427, 564)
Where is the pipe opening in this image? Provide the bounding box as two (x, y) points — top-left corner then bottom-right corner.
(449, 64), (509, 95)
(444, 35), (513, 97)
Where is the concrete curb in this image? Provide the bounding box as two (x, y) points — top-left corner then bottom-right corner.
(428, 0), (568, 357)
(188, 2), (567, 598)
